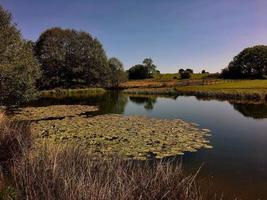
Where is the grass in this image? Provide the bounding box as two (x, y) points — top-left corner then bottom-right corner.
(175, 80), (267, 101)
(12, 144), (206, 200)
(41, 88), (106, 99)
(0, 118), (218, 200)
(123, 80), (267, 102)
(153, 73), (211, 81)
(121, 73), (219, 89)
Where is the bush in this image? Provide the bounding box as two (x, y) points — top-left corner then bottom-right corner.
(0, 6), (40, 107)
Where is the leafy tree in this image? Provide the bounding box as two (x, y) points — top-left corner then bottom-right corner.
(201, 70), (206, 74)
(128, 58), (157, 79)
(186, 68), (193, 74)
(180, 71), (191, 79)
(0, 6), (40, 107)
(142, 58), (156, 77)
(35, 28), (109, 89)
(222, 45), (267, 79)
(108, 57), (127, 88)
(128, 64), (148, 79)
(178, 69), (184, 74)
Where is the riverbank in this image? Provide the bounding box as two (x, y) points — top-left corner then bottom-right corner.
(123, 80), (267, 102)
(41, 88), (106, 99)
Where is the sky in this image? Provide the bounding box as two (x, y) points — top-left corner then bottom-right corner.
(1, 0), (267, 73)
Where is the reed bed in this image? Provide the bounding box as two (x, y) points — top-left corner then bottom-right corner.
(11, 144), (206, 200)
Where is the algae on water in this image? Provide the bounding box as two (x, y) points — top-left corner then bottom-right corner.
(15, 105), (212, 160)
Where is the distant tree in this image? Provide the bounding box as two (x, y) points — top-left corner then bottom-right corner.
(108, 57), (127, 88)
(222, 45), (267, 79)
(142, 58), (157, 78)
(128, 65), (148, 79)
(35, 27), (109, 89)
(186, 68), (193, 74)
(180, 71), (191, 79)
(128, 58), (158, 79)
(201, 70), (206, 74)
(0, 6), (40, 107)
(178, 68), (185, 74)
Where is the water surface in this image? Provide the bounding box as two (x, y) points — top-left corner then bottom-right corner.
(31, 92), (267, 199)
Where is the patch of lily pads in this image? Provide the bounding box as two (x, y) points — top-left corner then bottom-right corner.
(15, 105), (212, 160)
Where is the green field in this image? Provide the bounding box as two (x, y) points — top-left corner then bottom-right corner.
(153, 73), (210, 81)
(176, 80), (267, 93)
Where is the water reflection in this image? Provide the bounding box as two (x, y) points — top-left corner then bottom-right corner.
(31, 92), (267, 120)
(26, 92), (267, 199)
(231, 103), (267, 119)
(129, 96), (157, 110)
(29, 91), (128, 115)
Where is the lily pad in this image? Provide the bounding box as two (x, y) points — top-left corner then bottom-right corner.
(15, 105), (212, 159)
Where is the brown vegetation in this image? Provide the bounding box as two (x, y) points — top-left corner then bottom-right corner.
(0, 118), (217, 200)
(12, 144), (206, 200)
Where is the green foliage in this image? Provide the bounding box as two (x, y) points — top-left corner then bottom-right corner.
(222, 45), (267, 79)
(180, 71), (191, 79)
(128, 58), (157, 79)
(0, 6), (40, 106)
(35, 27), (109, 89)
(186, 68), (193, 74)
(178, 68), (184, 74)
(108, 57), (127, 88)
(142, 58), (157, 77)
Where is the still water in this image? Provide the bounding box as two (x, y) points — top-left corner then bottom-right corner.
(32, 92), (267, 199)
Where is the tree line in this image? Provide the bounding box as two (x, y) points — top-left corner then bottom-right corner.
(0, 5), (127, 106)
(1, 4), (267, 107)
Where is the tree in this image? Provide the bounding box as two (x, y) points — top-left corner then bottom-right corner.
(108, 57), (127, 88)
(178, 68), (184, 74)
(128, 58), (158, 79)
(186, 68), (193, 74)
(142, 58), (157, 78)
(35, 28), (109, 89)
(180, 71), (191, 79)
(0, 6), (40, 107)
(128, 64), (148, 79)
(201, 70), (206, 74)
(222, 45), (267, 79)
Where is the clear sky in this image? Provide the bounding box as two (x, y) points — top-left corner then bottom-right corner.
(1, 0), (267, 73)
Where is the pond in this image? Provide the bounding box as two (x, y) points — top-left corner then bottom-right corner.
(30, 92), (267, 200)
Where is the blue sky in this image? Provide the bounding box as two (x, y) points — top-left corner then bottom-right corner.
(1, 0), (267, 72)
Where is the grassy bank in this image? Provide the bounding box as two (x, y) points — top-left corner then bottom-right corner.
(123, 80), (267, 102)
(175, 80), (267, 101)
(0, 118), (216, 200)
(40, 88), (106, 99)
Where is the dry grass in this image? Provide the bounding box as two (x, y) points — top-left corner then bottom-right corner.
(12, 144), (205, 200)
(0, 118), (222, 200)
(0, 120), (31, 168)
(120, 79), (178, 89)
(0, 119), (31, 199)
